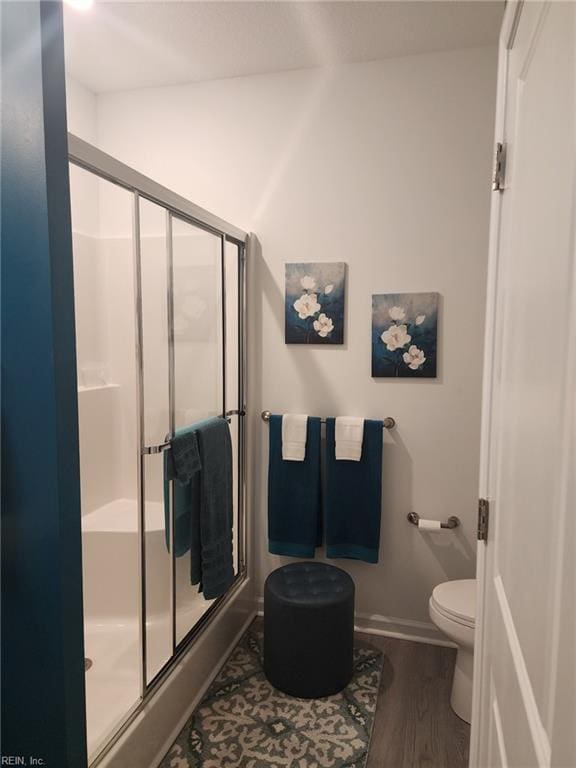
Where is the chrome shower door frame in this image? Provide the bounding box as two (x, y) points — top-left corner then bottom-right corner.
(68, 133), (248, 764)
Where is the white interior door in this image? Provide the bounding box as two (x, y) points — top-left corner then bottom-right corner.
(471, 2), (576, 767)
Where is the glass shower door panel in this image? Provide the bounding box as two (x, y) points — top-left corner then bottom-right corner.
(171, 216), (223, 644)
(225, 241), (241, 576)
(139, 198), (172, 682)
(228, 416), (240, 576)
(225, 240), (240, 412)
(70, 167), (141, 760)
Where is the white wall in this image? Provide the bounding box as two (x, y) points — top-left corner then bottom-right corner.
(67, 77), (99, 237)
(70, 46), (496, 634)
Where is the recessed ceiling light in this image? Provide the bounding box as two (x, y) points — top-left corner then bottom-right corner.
(64, 0), (93, 11)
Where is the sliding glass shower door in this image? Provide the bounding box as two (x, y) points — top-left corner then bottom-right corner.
(69, 136), (247, 764)
(71, 165), (142, 761)
(171, 216), (223, 646)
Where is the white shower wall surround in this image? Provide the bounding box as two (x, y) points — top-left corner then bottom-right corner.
(68, 44), (495, 656)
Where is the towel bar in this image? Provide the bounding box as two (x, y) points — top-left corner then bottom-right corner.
(407, 512), (460, 529)
(260, 410), (395, 430)
(142, 442), (171, 455)
(143, 410), (245, 454)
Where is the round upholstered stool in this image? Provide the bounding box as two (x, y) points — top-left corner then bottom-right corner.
(263, 562), (355, 698)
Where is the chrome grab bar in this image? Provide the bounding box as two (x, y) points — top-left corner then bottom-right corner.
(260, 410), (396, 430)
(142, 410), (245, 454)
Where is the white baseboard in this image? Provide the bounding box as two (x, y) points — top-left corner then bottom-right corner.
(255, 597), (455, 649)
(353, 610), (456, 647)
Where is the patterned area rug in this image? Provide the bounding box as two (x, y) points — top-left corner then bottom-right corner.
(160, 628), (383, 768)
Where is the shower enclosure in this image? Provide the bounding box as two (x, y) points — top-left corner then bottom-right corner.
(68, 135), (247, 763)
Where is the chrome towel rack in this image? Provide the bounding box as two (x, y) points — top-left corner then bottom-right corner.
(407, 512), (460, 529)
(143, 410), (245, 454)
(260, 410), (396, 430)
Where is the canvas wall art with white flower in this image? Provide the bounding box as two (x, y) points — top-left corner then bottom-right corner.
(372, 292), (439, 377)
(285, 262), (346, 344)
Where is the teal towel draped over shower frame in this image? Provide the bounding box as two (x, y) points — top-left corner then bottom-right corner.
(163, 424), (202, 577)
(164, 417), (234, 599)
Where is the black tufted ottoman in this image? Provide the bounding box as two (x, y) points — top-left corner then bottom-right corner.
(263, 562), (355, 698)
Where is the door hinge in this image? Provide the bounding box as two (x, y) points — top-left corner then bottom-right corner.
(478, 498), (490, 541)
(492, 142), (506, 192)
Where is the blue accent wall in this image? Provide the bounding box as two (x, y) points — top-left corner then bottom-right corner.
(1, 2), (87, 765)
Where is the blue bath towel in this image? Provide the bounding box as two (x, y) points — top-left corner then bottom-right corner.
(267, 415), (322, 557)
(194, 417), (235, 600)
(164, 426), (202, 576)
(324, 418), (383, 563)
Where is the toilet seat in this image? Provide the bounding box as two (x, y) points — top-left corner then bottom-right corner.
(431, 579), (476, 628)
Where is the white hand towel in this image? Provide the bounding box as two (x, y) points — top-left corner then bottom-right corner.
(335, 416), (365, 461)
(282, 414), (308, 461)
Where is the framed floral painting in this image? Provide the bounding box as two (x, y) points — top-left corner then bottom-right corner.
(285, 262), (346, 344)
(372, 292), (439, 377)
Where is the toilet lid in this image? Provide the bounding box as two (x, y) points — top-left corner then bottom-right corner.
(431, 580), (476, 625)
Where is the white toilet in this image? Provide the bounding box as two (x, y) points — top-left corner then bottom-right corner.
(429, 579), (476, 724)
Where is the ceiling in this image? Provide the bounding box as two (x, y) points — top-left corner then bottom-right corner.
(64, 0), (504, 94)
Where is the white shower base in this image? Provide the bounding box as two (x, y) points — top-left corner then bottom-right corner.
(82, 498), (214, 760)
(84, 620), (140, 760)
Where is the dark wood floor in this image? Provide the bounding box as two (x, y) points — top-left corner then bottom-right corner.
(362, 632), (470, 768)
